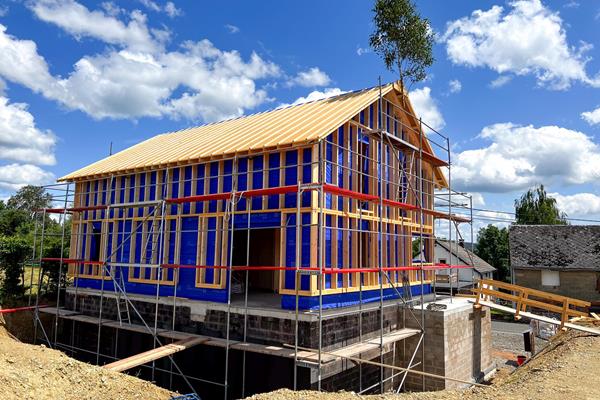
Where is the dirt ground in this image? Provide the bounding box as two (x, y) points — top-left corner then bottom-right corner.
(1, 310), (598, 400)
(246, 322), (600, 400)
(0, 314), (175, 400)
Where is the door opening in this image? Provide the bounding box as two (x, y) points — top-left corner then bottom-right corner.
(231, 228), (280, 294)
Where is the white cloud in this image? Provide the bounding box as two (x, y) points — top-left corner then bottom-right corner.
(441, 0), (599, 90)
(489, 75), (513, 88)
(356, 46), (370, 56)
(0, 25), (58, 97)
(581, 107), (600, 126)
(408, 87), (445, 131)
(0, 96), (56, 165)
(3, 1), (333, 122)
(470, 192), (485, 207)
(448, 79), (462, 94)
(139, 0), (160, 12)
(280, 88), (346, 108)
(59, 42), (280, 121)
(0, 16), (280, 122)
(225, 24), (240, 34)
(30, 0), (163, 53)
(287, 67), (331, 87)
(137, 0), (181, 17)
(0, 163), (54, 191)
(551, 192), (600, 217)
(452, 123), (600, 193)
(164, 2), (182, 18)
(563, 1), (579, 8)
(100, 2), (124, 17)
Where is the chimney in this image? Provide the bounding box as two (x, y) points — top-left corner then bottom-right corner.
(458, 239), (465, 248)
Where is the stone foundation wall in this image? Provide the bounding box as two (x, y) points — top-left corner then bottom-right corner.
(65, 291), (405, 349)
(403, 305), (493, 391)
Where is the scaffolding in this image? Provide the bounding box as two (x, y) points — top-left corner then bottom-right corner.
(27, 83), (475, 399)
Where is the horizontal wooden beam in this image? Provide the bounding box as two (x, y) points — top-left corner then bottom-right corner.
(103, 337), (208, 372)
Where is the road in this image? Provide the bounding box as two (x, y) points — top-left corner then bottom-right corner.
(491, 320), (531, 334)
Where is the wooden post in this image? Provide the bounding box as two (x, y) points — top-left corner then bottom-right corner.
(560, 299), (569, 331)
(474, 280), (482, 309)
(515, 290), (525, 320)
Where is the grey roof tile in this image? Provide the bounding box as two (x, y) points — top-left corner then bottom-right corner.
(435, 239), (496, 273)
(509, 225), (600, 271)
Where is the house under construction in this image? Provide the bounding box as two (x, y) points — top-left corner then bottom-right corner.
(30, 81), (493, 399)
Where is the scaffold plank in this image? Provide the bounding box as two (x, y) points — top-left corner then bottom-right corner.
(38, 307), (80, 317)
(328, 328), (420, 359)
(103, 336), (208, 372)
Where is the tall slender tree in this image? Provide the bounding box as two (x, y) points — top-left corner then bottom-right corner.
(369, 0), (434, 88)
(514, 184), (568, 225)
(475, 225), (510, 282)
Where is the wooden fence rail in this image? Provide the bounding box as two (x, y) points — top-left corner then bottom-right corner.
(473, 279), (590, 330)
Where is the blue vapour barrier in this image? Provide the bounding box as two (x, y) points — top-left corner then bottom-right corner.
(281, 284), (432, 310)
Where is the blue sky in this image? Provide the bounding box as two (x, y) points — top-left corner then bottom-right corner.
(0, 0), (599, 232)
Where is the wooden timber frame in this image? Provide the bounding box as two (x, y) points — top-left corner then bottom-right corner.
(28, 81), (476, 399)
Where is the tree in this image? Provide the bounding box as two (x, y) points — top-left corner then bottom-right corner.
(514, 184), (568, 225)
(0, 208), (30, 236)
(7, 185), (52, 215)
(369, 0), (434, 87)
(475, 225), (510, 282)
(412, 237), (421, 258)
(0, 235), (30, 302)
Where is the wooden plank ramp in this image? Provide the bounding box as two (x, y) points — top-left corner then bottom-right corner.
(469, 299), (600, 335)
(103, 337), (208, 372)
(328, 328), (420, 359)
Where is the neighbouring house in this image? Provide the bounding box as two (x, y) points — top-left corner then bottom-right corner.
(433, 239), (495, 290)
(509, 225), (600, 302)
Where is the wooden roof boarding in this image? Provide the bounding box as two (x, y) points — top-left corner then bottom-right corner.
(60, 82), (447, 186)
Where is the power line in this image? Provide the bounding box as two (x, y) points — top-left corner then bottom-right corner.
(433, 204), (600, 224)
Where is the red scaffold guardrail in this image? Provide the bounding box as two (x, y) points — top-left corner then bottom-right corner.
(35, 183), (469, 222)
(158, 263), (472, 274)
(0, 305), (48, 314)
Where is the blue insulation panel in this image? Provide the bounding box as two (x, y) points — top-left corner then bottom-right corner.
(178, 216), (198, 294)
(209, 162), (219, 212)
(324, 214), (332, 288)
(252, 156), (263, 210)
(182, 166), (192, 215)
(195, 165), (204, 214)
(170, 168), (180, 214)
(284, 151), (297, 208)
(283, 212), (312, 291)
(302, 149), (311, 207)
(281, 284), (432, 310)
(268, 154), (280, 209)
(237, 158), (248, 211)
(337, 127), (344, 211)
(337, 216), (343, 288)
(74, 277), (228, 302)
(325, 134), (333, 209)
(205, 217), (216, 284)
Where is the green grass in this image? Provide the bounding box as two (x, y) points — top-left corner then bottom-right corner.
(21, 266), (49, 297)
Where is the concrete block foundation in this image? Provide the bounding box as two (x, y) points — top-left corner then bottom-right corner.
(52, 289), (492, 398)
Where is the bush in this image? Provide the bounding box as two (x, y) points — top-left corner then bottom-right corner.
(0, 235), (30, 302)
